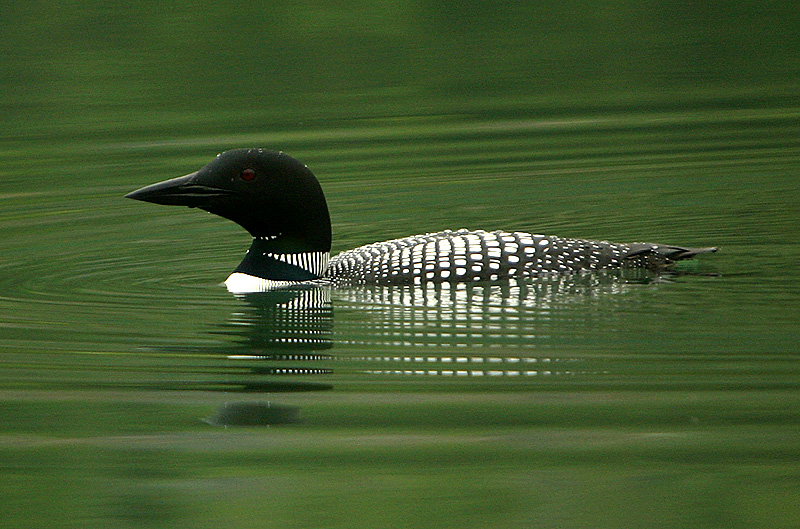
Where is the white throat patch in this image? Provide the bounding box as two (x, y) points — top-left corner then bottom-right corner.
(224, 273), (301, 294)
(225, 251), (330, 293)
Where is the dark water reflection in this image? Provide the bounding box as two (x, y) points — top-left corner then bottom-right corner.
(118, 272), (662, 400)
(179, 270), (665, 400)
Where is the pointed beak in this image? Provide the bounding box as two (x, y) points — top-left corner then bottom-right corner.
(125, 172), (235, 207)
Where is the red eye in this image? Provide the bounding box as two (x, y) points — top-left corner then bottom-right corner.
(240, 169), (256, 181)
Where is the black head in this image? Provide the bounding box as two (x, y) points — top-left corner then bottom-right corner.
(126, 149), (331, 253)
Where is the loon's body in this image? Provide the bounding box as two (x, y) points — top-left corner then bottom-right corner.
(127, 149), (716, 293)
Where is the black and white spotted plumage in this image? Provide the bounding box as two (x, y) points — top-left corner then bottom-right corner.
(126, 149), (717, 293)
(324, 229), (710, 286)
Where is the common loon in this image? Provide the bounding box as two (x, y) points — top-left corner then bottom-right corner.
(126, 148), (717, 293)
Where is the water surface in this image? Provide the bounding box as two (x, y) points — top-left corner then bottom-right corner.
(2, 2), (800, 528)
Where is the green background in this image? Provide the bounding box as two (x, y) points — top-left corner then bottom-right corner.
(2, 1), (800, 528)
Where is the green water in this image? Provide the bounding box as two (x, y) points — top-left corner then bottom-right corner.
(2, 1), (800, 528)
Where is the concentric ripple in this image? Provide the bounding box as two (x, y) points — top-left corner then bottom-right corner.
(2, 102), (797, 394)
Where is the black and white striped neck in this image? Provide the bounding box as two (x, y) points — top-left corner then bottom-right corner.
(230, 237), (329, 285)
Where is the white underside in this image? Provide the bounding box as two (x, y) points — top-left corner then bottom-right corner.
(224, 272), (302, 294)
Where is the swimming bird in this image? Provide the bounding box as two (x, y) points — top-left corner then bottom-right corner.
(126, 148), (717, 293)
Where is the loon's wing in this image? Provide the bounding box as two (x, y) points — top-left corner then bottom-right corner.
(326, 230), (718, 285)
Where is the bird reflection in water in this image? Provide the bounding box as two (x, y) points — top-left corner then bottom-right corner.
(161, 270), (668, 424)
(222, 269), (660, 382)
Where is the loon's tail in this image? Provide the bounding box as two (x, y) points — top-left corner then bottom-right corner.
(624, 243), (718, 269)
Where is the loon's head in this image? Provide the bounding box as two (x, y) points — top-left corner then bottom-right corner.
(126, 149), (331, 254)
